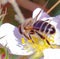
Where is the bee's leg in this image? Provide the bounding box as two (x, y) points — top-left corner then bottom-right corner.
(22, 32), (34, 43)
(18, 24), (30, 40)
(18, 25), (23, 34)
(35, 31), (52, 46)
(28, 33), (34, 43)
(23, 33), (30, 40)
(36, 31), (53, 48)
(29, 34), (32, 39)
(29, 30), (36, 43)
(35, 31), (45, 39)
(45, 39), (51, 45)
(19, 25), (34, 43)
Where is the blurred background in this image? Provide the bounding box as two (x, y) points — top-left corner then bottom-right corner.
(4, 0), (60, 26)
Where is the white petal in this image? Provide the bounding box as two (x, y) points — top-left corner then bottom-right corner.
(53, 15), (60, 30)
(32, 8), (43, 20)
(43, 48), (60, 59)
(32, 8), (49, 20)
(0, 23), (34, 55)
(54, 29), (60, 45)
(8, 44), (34, 55)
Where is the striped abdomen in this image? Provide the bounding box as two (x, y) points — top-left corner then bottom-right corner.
(33, 21), (56, 34)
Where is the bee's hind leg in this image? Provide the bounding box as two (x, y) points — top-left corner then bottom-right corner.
(35, 31), (53, 48)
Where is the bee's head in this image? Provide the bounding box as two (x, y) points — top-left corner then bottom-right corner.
(23, 18), (34, 30)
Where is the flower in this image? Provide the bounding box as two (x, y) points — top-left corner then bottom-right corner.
(0, 23), (34, 55)
(0, 7), (60, 59)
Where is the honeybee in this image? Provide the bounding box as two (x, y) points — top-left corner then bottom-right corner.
(18, 8), (56, 46)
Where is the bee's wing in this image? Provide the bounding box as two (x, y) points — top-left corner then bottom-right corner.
(42, 17), (58, 27)
(45, 15), (60, 30)
(41, 14), (60, 30)
(32, 8), (50, 21)
(0, 23), (34, 55)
